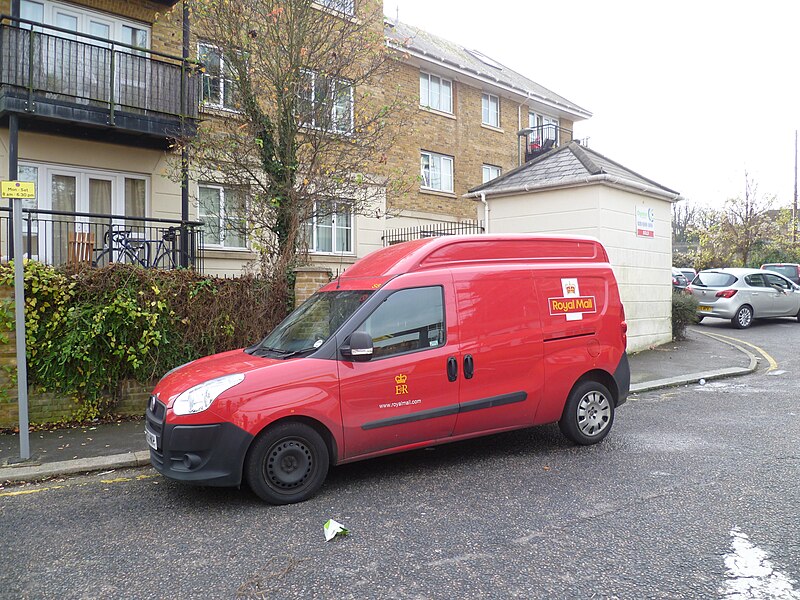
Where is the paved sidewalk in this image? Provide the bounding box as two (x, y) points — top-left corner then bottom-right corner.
(0, 327), (758, 484)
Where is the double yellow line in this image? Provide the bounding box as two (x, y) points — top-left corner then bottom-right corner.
(700, 331), (779, 372)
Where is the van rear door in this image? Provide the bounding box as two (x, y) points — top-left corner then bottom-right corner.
(450, 267), (544, 436)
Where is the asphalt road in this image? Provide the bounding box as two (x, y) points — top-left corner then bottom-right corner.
(1, 323), (799, 599)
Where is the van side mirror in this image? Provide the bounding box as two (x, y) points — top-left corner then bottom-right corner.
(340, 331), (374, 362)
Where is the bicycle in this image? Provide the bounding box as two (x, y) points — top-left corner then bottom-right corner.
(93, 226), (181, 269)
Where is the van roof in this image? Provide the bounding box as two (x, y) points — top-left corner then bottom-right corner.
(324, 234), (608, 291)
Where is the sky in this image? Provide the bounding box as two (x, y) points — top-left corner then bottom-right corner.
(385, 0), (800, 208)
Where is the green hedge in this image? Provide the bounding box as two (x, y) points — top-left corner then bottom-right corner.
(0, 261), (285, 420)
(672, 290), (699, 340)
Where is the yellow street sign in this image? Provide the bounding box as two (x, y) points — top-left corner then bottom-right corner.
(1, 180), (36, 199)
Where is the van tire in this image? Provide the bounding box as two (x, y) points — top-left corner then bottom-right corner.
(245, 422), (329, 505)
(559, 380), (615, 445)
(732, 305), (753, 329)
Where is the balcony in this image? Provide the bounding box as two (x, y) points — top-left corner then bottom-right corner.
(519, 124), (574, 162)
(1, 207), (205, 272)
(383, 220), (485, 246)
(0, 16), (200, 147)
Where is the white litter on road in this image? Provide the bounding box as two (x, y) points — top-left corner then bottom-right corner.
(719, 528), (800, 599)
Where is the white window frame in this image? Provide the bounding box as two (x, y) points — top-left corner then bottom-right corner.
(419, 72), (453, 114)
(16, 161), (150, 262)
(298, 69), (354, 134)
(305, 199), (354, 255)
(21, 0), (150, 47)
(198, 184), (248, 250)
(420, 151), (454, 193)
(316, 0), (355, 16)
(528, 111), (560, 146)
(482, 164), (501, 183)
(198, 42), (239, 112)
(482, 93), (500, 127)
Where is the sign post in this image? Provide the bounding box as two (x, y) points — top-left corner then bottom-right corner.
(2, 180), (35, 460)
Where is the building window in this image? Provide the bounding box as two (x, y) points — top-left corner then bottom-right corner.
(304, 200), (353, 254)
(419, 72), (452, 114)
(482, 93), (500, 127)
(199, 43), (239, 111)
(528, 112), (559, 147)
(482, 164), (501, 183)
(420, 151), (454, 193)
(298, 70), (353, 133)
(198, 185), (247, 249)
(317, 0), (355, 16)
(16, 162), (148, 264)
(20, 0), (150, 46)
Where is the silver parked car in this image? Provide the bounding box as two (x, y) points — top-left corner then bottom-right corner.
(689, 268), (800, 329)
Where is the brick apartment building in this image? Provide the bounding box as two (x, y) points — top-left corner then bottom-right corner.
(0, 0), (590, 276)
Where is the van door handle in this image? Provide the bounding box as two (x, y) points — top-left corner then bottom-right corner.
(464, 354), (474, 379)
(447, 356), (458, 382)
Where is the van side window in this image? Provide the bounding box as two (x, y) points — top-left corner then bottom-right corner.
(358, 286), (445, 359)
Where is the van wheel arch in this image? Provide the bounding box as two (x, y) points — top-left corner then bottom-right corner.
(574, 369), (619, 406)
(247, 415), (339, 467)
(559, 376), (615, 445)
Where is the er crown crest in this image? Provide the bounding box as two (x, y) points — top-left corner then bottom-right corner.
(565, 283), (576, 294)
(395, 374), (408, 384)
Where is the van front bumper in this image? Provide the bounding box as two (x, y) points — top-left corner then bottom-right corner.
(145, 398), (253, 487)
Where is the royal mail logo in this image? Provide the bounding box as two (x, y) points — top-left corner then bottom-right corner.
(549, 296), (597, 316)
(395, 374), (408, 395)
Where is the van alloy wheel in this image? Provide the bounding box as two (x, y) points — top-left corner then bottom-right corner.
(559, 381), (615, 445)
(245, 422), (329, 505)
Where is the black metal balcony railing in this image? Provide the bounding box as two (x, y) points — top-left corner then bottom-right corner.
(520, 124), (574, 162)
(0, 207), (204, 272)
(382, 220), (485, 246)
(0, 15), (200, 138)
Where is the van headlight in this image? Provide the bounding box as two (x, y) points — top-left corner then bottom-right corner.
(172, 374), (245, 416)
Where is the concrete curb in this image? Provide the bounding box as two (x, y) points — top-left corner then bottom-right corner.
(0, 450), (151, 484)
(630, 331), (759, 393)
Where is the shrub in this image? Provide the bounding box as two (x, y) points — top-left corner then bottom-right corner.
(672, 290), (699, 340)
(0, 261), (285, 420)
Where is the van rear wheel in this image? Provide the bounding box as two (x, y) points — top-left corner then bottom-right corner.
(559, 381), (615, 445)
(245, 422), (329, 505)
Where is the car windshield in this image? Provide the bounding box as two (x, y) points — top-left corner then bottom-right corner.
(692, 272), (737, 287)
(250, 290), (373, 357)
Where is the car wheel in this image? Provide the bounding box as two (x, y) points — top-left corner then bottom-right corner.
(558, 380), (615, 445)
(245, 422), (329, 505)
(732, 305), (753, 329)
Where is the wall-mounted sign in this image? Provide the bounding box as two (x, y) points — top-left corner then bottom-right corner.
(635, 205), (655, 238)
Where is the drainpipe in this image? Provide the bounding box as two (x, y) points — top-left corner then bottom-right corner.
(517, 104), (522, 167)
(180, 0), (190, 268)
(480, 192), (489, 234)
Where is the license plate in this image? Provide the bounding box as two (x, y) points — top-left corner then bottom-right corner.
(145, 428), (158, 450)
(698, 305), (712, 312)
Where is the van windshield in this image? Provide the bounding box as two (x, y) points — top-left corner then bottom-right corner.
(250, 290), (373, 358)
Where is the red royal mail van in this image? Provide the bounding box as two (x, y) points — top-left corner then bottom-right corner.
(146, 235), (629, 504)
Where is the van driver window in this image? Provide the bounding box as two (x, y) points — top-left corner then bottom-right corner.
(359, 287), (445, 359)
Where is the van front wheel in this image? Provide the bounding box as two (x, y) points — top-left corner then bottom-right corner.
(245, 422), (329, 505)
(559, 381), (615, 445)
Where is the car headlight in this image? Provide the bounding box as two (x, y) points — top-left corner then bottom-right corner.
(172, 374), (245, 416)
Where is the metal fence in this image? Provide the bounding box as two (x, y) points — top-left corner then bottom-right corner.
(382, 220), (485, 246)
(0, 207), (204, 272)
(0, 16), (200, 121)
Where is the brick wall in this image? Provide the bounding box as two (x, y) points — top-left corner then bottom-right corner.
(294, 267), (332, 308)
(385, 61), (533, 221)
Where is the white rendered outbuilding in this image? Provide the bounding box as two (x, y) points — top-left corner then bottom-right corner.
(467, 142), (683, 353)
